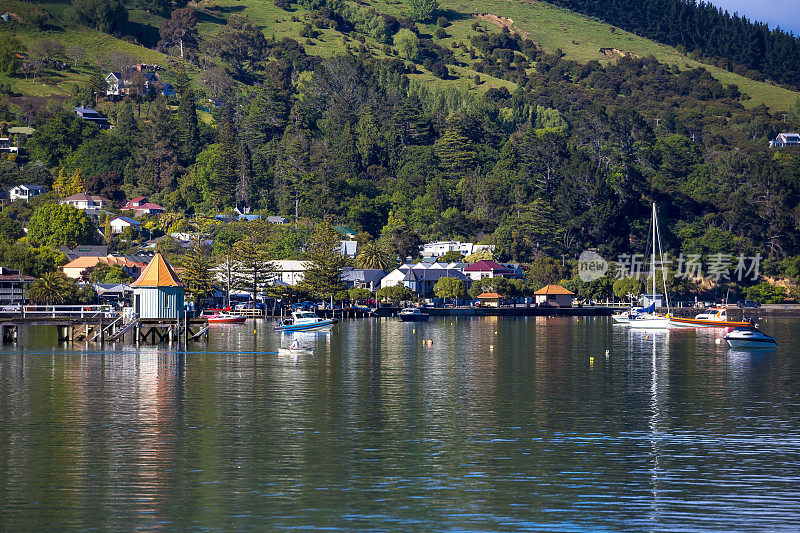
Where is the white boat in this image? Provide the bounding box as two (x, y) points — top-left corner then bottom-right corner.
(399, 307), (429, 322)
(629, 203), (671, 330)
(724, 327), (777, 349)
(613, 303), (654, 324)
(669, 307), (751, 328)
(275, 310), (337, 332)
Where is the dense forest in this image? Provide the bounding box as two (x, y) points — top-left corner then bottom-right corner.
(548, 0), (800, 89)
(2, 0), (800, 302)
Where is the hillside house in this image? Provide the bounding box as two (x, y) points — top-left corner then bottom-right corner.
(420, 241), (496, 258)
(342, 269), (386, 292)
(108, 216), (142, 234)
(62, 255), (146, 280)
(380, 263), (470, 297)
(464, 260), (515, 281)
(106, 64), (169, 98)
(266, 216), (288, 225)
(0, 266), (34, 305)
(9, 184), (46, 202)
(273, 260), (308, 286)
(122, 196), (166, 216)
(75, 106), (110, 128)
(0, 137), (18, 154)
(770, 133), (800, 147)
(60, 192), (110, 210)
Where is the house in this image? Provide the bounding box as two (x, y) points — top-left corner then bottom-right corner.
(477, 292), (501, 308)
(0, 266), (34, 305)
(105, 64), (166, 98)
(340, 240), (358, 258)
(60, 192), (110, 210)
(420, 241), (496, 258)
(273, 260), (308, 286)
(9, 184), (46, 202)
(0, 137), (18, 154)
(239, 214), (261, 222)
(770, 133), (800, 148)
(74, 106), (110, 128)
(108, 216), (142, 235)
(266, 216), (288, 225)
(464, 260), (515, 281)
(380, 263), (469, 298)
(62, 255), (146, 280)
(131, 253), (184, 320)
(534, 284), (574, 308)
(122, 196), (166, 216)
(642, 294), (664, 308)
(342, 269), (386, 292)
(59, 245), (109, 261)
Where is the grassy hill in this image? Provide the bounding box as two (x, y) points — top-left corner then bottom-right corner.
(1, 0), (797, 114)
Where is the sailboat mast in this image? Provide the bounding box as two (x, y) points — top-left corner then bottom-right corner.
(652, 202), (657, 301)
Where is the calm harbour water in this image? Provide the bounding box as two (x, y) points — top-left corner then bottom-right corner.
(1, 316), (799, 531)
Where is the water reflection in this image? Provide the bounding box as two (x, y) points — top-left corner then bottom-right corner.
(0, 318), (798, 530)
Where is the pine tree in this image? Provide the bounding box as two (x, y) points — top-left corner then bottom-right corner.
(175, 69), (200, 163)
(300, 221), (349, 300)
(232, 235), (275, 301)
(104, 216), (112, 243)
(182, 239), (215, 306)
(214, 110), (238, 207)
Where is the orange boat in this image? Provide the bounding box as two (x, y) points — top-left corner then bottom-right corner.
(669, 307), (750, 328)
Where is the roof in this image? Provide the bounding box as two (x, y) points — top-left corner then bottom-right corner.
(64, 255), (145, 270)
(129, 196), (146, 203)
(477, 292), (501, 298)
(62, 192), (107, 203)
(534, 284), (575, 295)
(8, 127), (35, 136)
(132, 202), (165, 211)
(266, 216), (287, 223)
(12, 184), (46, 191)
(130, 253), (183, 288)
(109, 215), (141, 226)
(334, 225), (357, 236)
(402, 268), (467, 282)
(342, 269), (386, 284)
(239, 214), (260, 221)
(464, 260), (512, 273)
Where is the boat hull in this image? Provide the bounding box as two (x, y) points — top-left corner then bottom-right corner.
(399, 314), (429, 322)
(669, 317), (750, 328)
(628, 316), (670, 329)
(207, 316), (246, 324)
(725, 338), (777, 349)
(274, 319), (337, 332)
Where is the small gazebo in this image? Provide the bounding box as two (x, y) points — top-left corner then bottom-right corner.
(130, 253), (184, 319)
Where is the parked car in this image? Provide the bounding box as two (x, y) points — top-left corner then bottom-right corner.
(737, 300), (762, 308)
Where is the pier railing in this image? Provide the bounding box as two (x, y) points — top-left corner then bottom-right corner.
(0, 305), (117, 319)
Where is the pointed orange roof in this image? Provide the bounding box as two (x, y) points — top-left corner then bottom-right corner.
(534, 284), (574, 295)
(130, 253), (183, 287)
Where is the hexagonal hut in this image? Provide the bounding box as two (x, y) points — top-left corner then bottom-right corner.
(131, 253), (184, 319)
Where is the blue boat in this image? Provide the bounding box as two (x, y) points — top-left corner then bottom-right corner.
(275, 310), (338, 332)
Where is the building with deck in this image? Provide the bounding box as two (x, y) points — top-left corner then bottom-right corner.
(130, 253), (184, 319)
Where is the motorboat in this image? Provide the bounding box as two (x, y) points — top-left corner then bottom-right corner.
(207, 312), (246, 324)
(274, 310), (337, 332)
(399, 307), (430, 322)
(724, 327), (777, 349)
(669, 307), (751, 328)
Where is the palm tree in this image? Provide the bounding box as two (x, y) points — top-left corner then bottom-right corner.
(29, 272), (75, 305)
(356, 241), (392, 271)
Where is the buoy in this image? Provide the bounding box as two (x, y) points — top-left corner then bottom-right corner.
(412, 329), (415, 333)
(605, 349), (609, 358)
(494, 331), (497, 335)
(590, 356), (594, 367)
(646, 335), (650, 339)
(490, 344), (494, 350)
(715, 338), (722, 344)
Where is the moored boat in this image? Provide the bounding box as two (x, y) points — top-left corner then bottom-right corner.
(207, 312), (246, 324)
(399, 307), (429, 322)
(275, 310), (337, 332)
(724, 326), (777, 349)
(669, 307), (751, 328)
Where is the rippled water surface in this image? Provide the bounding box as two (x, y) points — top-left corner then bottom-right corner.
(1, 316), (799, 531)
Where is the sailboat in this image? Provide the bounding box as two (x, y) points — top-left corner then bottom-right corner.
(629, 203), (671, 329)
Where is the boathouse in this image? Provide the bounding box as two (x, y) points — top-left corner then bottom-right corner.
(130, 253), (184, 319)
(534, 284), (574, 308)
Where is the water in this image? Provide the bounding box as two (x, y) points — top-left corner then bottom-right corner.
(1, 317), (798, 531)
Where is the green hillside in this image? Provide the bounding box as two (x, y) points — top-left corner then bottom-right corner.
(1, 0), (797, 113)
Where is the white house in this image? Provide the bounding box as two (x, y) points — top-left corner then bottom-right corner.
(770, 133), (800, 148)
(9, 184), (46, 202)
(0, 137), (18, 154)
(420, 241), (496, 258)
(108, 216), (141, 235)
(61, 192), (109, 210)
(340, 240), (358, 258)
(266, 216), (289, 225)
(122, 196), (166, 216)
(273, 260), (308, 286)
(463, 260), (515, 281)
